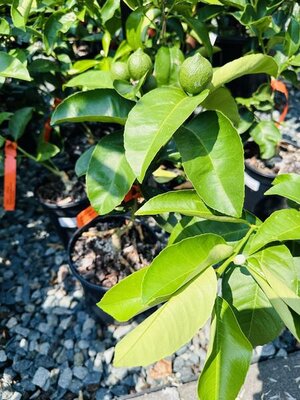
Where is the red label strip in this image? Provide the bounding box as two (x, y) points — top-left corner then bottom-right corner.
(4, 140), (17, 211)
(77, 205), (99, 228)
(123, 184), (142, 203)
(271, 78), (289, 126)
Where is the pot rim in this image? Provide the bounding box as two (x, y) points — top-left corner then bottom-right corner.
(68, 214), (159, 293)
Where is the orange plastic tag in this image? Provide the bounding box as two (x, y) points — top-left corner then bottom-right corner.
(76, 205), (99, 228)
(4, 140), (17, 211)
(271, 79), (289, 126)
(43, 119), (52, 142)
(123, 184), (142, 203)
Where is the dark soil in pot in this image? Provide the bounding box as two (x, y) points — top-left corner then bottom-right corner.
(36, 171), (89, 247)
(243, 140), (300, 219)
(69, 215), (162, 322)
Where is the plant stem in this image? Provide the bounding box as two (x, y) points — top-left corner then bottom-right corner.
(217, 224), (257, 277)
(17, 145), (63, 178)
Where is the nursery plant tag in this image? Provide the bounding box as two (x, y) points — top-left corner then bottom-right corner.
(4, 140), (17, 211)
(76, 205), (98, 228)
(43, 119), (52, 142)
(123, 184), (142, 203)
(271, 79), (289, 126)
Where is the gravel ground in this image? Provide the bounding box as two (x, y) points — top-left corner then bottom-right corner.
(1, 83), (300, 400)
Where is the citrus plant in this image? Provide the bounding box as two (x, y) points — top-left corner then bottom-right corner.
(50, 1), (300, 399)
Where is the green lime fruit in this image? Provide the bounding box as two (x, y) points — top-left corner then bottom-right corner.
(128, 48), (153, 81)
(111, 61), (130, 81)
(179, 53), (213, 95)
(142, 75), (157, 93)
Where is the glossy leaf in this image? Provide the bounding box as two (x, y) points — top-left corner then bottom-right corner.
(44, 11), (76, 52)
(198, 297), (252, 400)
(0, 112), (13, 125)
(211, 54), (278, 90)
(136, 190), (248, 223)
(265, 173), (300, 204)
(36, 142), (60, 162)
(250, 246), (300, 315)
(169, 217), (250, 245)
(124, 87), (209, 181)
(64, 71), (114, 89)
(185, 17), (213, 56)
(11, 0), (33, 29)
(142, 234), (233, 304)
(114, 267), (217, 367)
(0, 52), (31, 81)
(68, 60), (101, 75)
(51, 90), (134, 125)
(202, 87), (240, 126)
(250, 121), (281, 159)
(248, 209), (300, 254)
(9, 107), (33, 140)
(175, 111), (244, 217)
(248, 264), (300, 341)
(101, 0), (120, 24)
(99, 267), (151, 322)
(284, 17), (300, 57)
(86, 132), (135, 214)
(75, 146), (95, 177)
(222, 266), (283, 346)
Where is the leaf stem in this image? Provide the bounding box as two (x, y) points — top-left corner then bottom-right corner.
(217, 225), (257, 276)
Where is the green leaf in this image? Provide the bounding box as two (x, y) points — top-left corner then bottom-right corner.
(68, 60), (101, 75)
(284, 17), (300, 57)
(51, 90), (134, 125)
(126, 8), (159, 50)
(75, 146), (95, 177)
(198, 297), (252, 400)
(211, 54), (278, 90)
(86, 132), (135, 215)
(169, 217), (250, 245)
(265, 173), (300, 204)
(124, 87), (209, 181)
(0, 112), (13, 125)
(9, 107), (33, 141)
(250, 246), (300, 315)
(142, 234), (233, 305)
(248, 209), (300, 254)
(154, 46), (171, 86)
(185, 17), (213, 57)
(64, 71), (114, 89)
(114, 267), (217, 367)
(222, 266), (283, 346)
(175, 111), (244, 218)
(136, 190), (248, 223)
(11, 0), (33, 29)
(44, 11), (77, 52)
(202, 87), (240, 126)
(0, 18), (10, 35)
(36, 141), (60, 162)
(99, 267), (151, 322)
(0, 52), (31, 81)
(101, 0), (120, 24)
(248, 264), (300, 341)
(250, 121), (281, 159)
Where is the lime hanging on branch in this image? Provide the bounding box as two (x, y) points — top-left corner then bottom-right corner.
(111, 62), (131, 81)
(128, 49), (153, 81)
(179, 53), (213, 95)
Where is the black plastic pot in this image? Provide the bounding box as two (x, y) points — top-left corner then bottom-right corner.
(68, 215), (160, 323)
(38, 195), (89, 247)
(244, 163), (287, 221)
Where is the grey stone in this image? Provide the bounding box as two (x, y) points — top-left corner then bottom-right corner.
(59, 295), (72, 308)
(38, 322), (51, 333)
(93, 352), (103, 372)
(103, 347), (114, 364)
(96, 388), (112, 400)
(73, 366), (88, 380)
(83, 317), (95, 331)
(256, 343), (276, 359)
(276, 348), (288, 358)
(78, 340), (89, 350)
(64, 339), (74, 350)
(32, 367), (51, 390)
(58, 367), (72, 389)
(0, 349), (7, 362)
(12, 359), (32, 374)
(6, 317), (18, 329)
(83, 371), (102, 386)
(74, 351), (85, 366)
(9, 392), (22, 400)
(69, 379), (83, 394)
(111, 385), (128, 396)
(113, 325), (133, 340)
(19, 338), (28, 351)
(39, 342), (50, 355)
(59, 316), (73, 330)
(173, 357), (185, 372)
(14, 326), (30, 337)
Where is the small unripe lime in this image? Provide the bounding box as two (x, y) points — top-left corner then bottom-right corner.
(128, 49), (153, 80)
(179, 53), (213, 95)
(111, 61), (130, 81)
